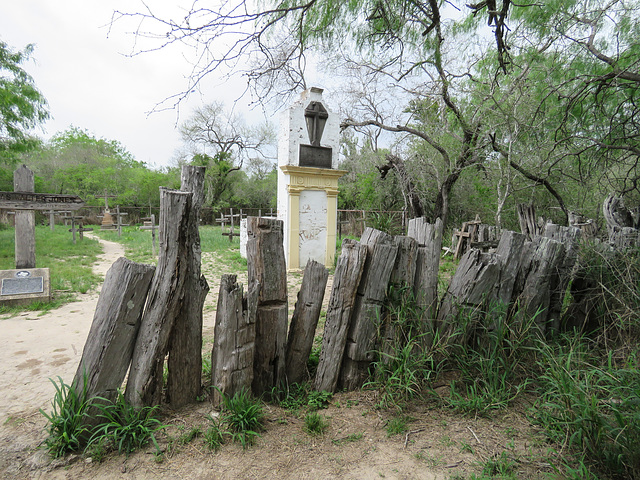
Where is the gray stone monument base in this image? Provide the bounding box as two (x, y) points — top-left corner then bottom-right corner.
(0, 268), (51, 307)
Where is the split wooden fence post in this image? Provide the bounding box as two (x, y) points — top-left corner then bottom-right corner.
(314, 240), (367, 392)
(339, 228), (398, 390)
(408, 217), (443, 326)
(125, 188), (192, 407)
(285, 260), (329, 385)
(246, 216), (288, 396)
(73, 257), (155, 407)
(166, 165), (210, 407)
(211, 275), (260, 406)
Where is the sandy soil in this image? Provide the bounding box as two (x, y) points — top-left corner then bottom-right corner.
(0, 234), (125, 422)
(0, 236), (556, 480)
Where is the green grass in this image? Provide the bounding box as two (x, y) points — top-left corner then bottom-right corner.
(40, 377), (93, 458)
(88, 391), (165, 456)
(303, 411), (329, 436)
(0, 226), (102, 314)
(93, 225), (246, 269)
(220, 389), (265, 448)
(386, 415), (411, 437)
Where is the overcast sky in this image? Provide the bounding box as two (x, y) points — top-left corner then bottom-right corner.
(1, 0), (264, 169)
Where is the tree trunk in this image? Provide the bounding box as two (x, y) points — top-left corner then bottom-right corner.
(339, 228), (398, 390)
(166, 166), (210, 407)
(314, 240), (367, 393)
(377, 154), (424, 218)
(125, 188), (192, 407)
(433, 172), (460, 228)
(246, 216), (288, 396)
(211, 275), (260, 406)
(285, 260), (329, 385)
(73, 257), (155, 402)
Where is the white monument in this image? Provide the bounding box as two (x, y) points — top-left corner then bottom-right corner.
(277, 87), (346, 270)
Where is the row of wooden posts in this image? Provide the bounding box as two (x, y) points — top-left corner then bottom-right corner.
(73, 172), (627, 411)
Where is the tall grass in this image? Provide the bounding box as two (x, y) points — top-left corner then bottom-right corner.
(534, 336), (640, 479)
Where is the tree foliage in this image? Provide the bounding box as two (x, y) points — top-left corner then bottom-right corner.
(113, 1), (640, 227)
(0, 40), (49, 162)
(177, 101), (276, 209)
(23, 127), (179, 207)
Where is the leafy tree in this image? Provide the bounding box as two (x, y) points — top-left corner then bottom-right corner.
(113, 1), (640, 226)
(178, 101), (275, 209)
(231, 157), (277, 209)
(24, 127), (178, 207)
(0, 40), (49, 162)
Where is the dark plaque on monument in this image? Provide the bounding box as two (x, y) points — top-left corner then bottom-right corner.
(299, 144), (333, 169)
(1, 270), (44, 296)
(299, 100), (333, 169)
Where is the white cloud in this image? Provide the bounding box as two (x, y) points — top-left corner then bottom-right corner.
(0, 0), (259, 168)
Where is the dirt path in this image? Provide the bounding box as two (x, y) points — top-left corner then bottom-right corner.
(0, 237), (552, 480)
(0, 234), (124, 422)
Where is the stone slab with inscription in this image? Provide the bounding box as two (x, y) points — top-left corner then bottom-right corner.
(0, 268), (51, 307)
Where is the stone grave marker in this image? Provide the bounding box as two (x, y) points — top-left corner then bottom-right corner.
(276, 87), (347, 269)
(0, 268), (51, 306)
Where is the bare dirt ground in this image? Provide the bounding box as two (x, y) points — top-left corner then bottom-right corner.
(0, 236), (557, 480)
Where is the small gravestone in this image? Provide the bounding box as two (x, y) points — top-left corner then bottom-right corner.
(0, 268), (51, 306)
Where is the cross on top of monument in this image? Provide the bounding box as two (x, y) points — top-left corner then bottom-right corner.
(304, 101), (328, 147)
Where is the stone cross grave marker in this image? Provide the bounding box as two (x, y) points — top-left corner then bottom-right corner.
(0, 165), (84, 306)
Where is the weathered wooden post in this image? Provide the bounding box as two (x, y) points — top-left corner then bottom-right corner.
(285, 260), (329, 385)
(314, 240), (367, 392)
(437, 249), (501, 335)
(13, 165), (36, 269)
(126, 188), (192, 407)
(246, 216), (288, 396)
(380, 235), (418, 361)
(407, 217), (443, 324)
(211, 275), (260, 406)
(542, 224), (582, 332)
(73, 258), (155, 403)
(167, 166), (210, 407)
(339, 228), (399, 390)
(513, 236), (566, 334)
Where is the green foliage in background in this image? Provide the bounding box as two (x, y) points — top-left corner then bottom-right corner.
(0, 40), (49, 163)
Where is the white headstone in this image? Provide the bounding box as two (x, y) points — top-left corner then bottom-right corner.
(276, 88), (346, 269)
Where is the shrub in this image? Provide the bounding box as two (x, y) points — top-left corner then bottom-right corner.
(40, 377), (93, 458)
(303, 411), (329, 436)
(221, 389), (264, 448)
(533, 336), (640, 479)
(88, 391), (165, 455)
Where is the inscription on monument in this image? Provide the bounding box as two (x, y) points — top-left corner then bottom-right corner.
(1, 271), (44, 296)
